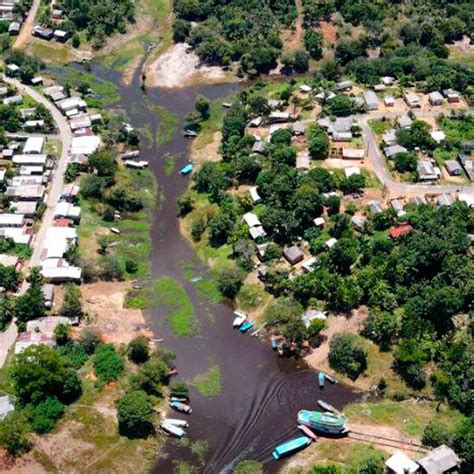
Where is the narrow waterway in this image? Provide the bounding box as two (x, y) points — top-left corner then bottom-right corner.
(86, 64), (360, 473)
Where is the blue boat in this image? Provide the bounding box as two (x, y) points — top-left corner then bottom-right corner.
(240, 321), (254, 333)
(180, 164), (193, 175)
(272, 436), (311, 460)
(318, 372), (325, 388)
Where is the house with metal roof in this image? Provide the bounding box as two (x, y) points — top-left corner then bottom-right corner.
(384, 145), (408, 159)
(417, 159), (439, 181)
(428, 91), (444, 106)
(397, 115), (413, 129)
(418, 445), (460, 474)
(382, 129), (398, 146)
(283, 246), (304, 265)
(403, 92), (421, 108)
(364, 90), (379, 110)
(445, 160), (462, 176)
(385, 451), (418, 474)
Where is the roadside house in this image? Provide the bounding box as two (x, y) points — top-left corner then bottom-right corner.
(445, 160), (462, 176)
(283, 246), (304, 265)
(417, 445), (460, 474)
(363, 90), (379, 110)
(384, 145), (408, 159)
(428, 91), (444, 106)
(385, 451), (418, 474)
(403, 92), (421, 108)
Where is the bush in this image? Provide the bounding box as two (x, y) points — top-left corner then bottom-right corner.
(98, 256), (125, 281)
(129, 354), (170, 397)
(31, 397), (65, 434)
(61, 284), (82, 319)
(93, 344), (124, 382)
(116, 390), (155, 439)
(329, 332), (367, 380)
(217, 265), (245, 299)
(422, 422), (451, 447)
(54, 322), (71, 346)
(170, 380), (189, 397)
(125, 260), (138, 274)
(79, 327), (102, 354)
(128, 336), (150, 364)
(233, 460), (264, 474)
(57, 342), (88, 369)
(0, 411), (31, 456)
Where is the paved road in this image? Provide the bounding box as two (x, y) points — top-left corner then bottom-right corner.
(357, 110), (474, 197)
(13, 0), (41, 50)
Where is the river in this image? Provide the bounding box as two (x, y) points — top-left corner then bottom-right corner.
(83, 64), (360, 473)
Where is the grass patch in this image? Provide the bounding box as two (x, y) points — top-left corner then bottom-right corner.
(236, 283), (269, 312)
(154, 277), (196, 336)
(163, 154), (176, 176)
(345, 400), (465, 439)
(143, 100), (179, 145)
(194, 277), (221, 304)
(0, 344), (15, 396)
(190, 440), (209, 461)
(369, 118), (394, 137)
(26, 40), (70, 64)
(192, 364), (222, 397)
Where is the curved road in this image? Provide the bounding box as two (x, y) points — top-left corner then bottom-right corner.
(13, 0), (41, 50)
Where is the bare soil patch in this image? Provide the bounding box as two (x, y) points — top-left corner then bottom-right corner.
(191, 132), (222, 165)
(320, 21), (337, 45)
(0, 452), (46, 474)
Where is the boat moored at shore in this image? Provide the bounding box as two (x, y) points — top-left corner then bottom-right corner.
(169, 401), (192, 414)
(272, 436), (311, 459)
(297, 410), (346, 434)
(161, 421), (186, 438)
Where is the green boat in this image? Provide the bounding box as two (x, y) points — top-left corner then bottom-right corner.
(272, 436), (311, 459)
(297, 410), (346, 434)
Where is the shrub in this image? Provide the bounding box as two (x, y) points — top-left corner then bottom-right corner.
(0, 411), (31, 456)
(93, 344), (124, 382)
(116, 390), (155, 439)
(233, 460), (264, 474)
(57, 342), (88, 369)
(79, 327), (102, 354)
(128, 336), (150, 364)
(125, 260), (138, 274)
(422, 422), (451, 447)
(170, 380), (189, 397)
(31, 397), (65, 434)
(217, 265), (245, 299)
(329, 332), (367, 380)
(129, 354), (170, 397)
(61, 284), (82, 319)
(54, 323), (71, 346)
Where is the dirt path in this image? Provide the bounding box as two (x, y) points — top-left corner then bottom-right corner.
(281, 0), (304, 51)
(13, 0), (40, 50)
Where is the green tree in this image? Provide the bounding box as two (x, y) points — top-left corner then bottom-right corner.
(217, 265), (245, 299)
(195, 95), (210, 119)
(129, 353), (171, 397)
(14, 284), (45, 323)
(79, 327), (102, 354)
(304, 29), (324, 59)
(453, 416), (474, 465)
(30, 397), (65, 434)
(93, 344), (124, 382)
(116, 390), (155, 439)
(329, 332), (367, 380)
(394, 152), (417, 173)
(308, 125), (329, 159)
(128, 336), (150, 364)
(61, 284), (82, 319)
(71, 33), (80, 48)
(54, 323), (71, 346)
(233, 460), (264, 474)
(326, 94), (354, 117)
(0, 295), (15, 331)
(0, 411), (31, 456)
(88, 150), (117, 177)
(422, 422), (451, 447)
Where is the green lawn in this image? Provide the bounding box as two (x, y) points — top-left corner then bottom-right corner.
(192, 364), (222, 397)
(369, 118), (394, 137)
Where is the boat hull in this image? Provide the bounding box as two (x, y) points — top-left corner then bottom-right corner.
(297, 410), (346, 434)
(272, 436), (311, 460)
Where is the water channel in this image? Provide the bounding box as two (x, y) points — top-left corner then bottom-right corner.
(84, 64), (360, 473)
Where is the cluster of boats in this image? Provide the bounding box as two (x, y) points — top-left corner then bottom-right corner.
(163, 394), (193, 439)
(232, 310), (254, 333)
(272, 408), (348, 460)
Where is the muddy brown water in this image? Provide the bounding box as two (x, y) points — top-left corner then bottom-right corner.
(72, 64), (360, 473)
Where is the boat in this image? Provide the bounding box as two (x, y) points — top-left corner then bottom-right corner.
(272, 436), (311, 460)
(271, 337), (278, 350)
(121, 150), (140, 159)
(164, 418), (189, 428)
(110, 227), (121, 235)
(180, 163), (193, 175)
(184, 129), (198, 138)
(170, 396), (188, 403)
(161, 421), (186, 438)
(233, 310), (247, 328)
(169, 401), (192, 414)
(318, 372), (325, 388)
(297, 411), (346, 434)
(240, 321), (254, 333)
(325, 374), (336, 384)
(317, 400), (337, 413)
(297, 425), (317, 441)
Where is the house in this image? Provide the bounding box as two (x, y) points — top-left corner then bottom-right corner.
(431, 130), (446, 145)
(56, 97), (87, 113)
(54, 202), (81, 222)
(40, 262), (81, 283)
(252, 140), (266, 154)
(1, 149), (13, 159)
(443, 89), (461, 103)
(417, 159), (439, 181)
(332, 132), (352, 141)
(11, 174), (43, 186)
(364, 90), (379, 110)
(445, 160), (462, 176)
(283, 246), (304, 265)
(409, 195), (427, 206)
(344, 166), (360, 178)
(389, 223), (413, 239)
(417, 445), (460, 474)
(382, 129), (397, 146)
(248, 117), (263, 128)
(31, 76), (43, 86)
(19, 165), (44, 176)
(243, 212), (262, 228)
(342, 147), (364, 159)
(437, 193), (454, 207)
(390, 199), (406, 216)
(15, 331), (55, 353)
(6, 184), (45, 201)
(296, 153), (310, 170)
(0, 228), (31, 245)
(301, 256), (318, 273)
(268, 111), (293, 123)
(268, 99), (283, 109)
(428, 91), (444, 106)
(32, 25), (54, 40)
(292, 122), (306, 135)
(249, 187), (261, 204)
(52, 9), (63, 19)
(8, 21), (20, 35)
(24, 120), (45, 129)
(70, 114), (91, 130)
(384, 145), (408, 159)
(42, 226), (77, 259)
(53, 29), (69, 42)
(0, 254), (20, 269)
(0, 86), (8, 97)
(368, 200), (383, 214)
(325, 237), (337, 249)
(313, 217), (325, 227)
(11, 201), (37, 217)
(256, 243), (269, 260)
(6, 63), (20, 75)
(351, 215), (366, 232)
(458, 192), (474, 207)
(12, 154), (47, 167)
(403, 92), (421, 108)
(397, 115), (413, 129)
(0, 169), (5, 183)
(373, 84), (385, 92)
(385, 451), (419, 474)
(20, 107), (35, 118)
(249, 226), (266, 240)
(336, 80), (352, 91)
(0, 395), (14, 420)
(3, 94), (23, 106)
(460, 157), (474, 181)
(329, 117), (354, 135)
(0, 213), (25, 227)
(23, 136), (44, 154)
(383, 96), (395, 107)
(71, 135), (101, 155)
(382, 76), (395, 86)
(299, 84), (312, 93)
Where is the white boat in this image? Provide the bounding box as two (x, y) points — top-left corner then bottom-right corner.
(232, 310), (247, 328)
(164, 418), (189, 428)
(161, 421), (186, 438)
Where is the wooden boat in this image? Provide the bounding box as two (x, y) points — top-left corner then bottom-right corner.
(169, 401), (192, 414)
(180, 163), (193, 175)
(271, 337), (278, 350)
(183, 129), (198, 138)
(170, 396), (188, 403)
(297, 411), (346, 434)
(233, 310), (247, 328)
(161, 421), (186, 438)
(325, 374), (336, 384)
(298, 425), (317, 441)
(110, 227), (121, 235)
(164, 418), (189, 428)
(272, 436), (311, 460)
(222, 102), (232, 108)
(240, 321), (254, 333)
(318, 372), (325, 388)
(121, 150), (140, 159)
(317, 400), (337, 413)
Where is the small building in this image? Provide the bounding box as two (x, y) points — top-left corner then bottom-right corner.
(8, 21), (20, 36)
(368, 200), (383, 214)
(344, 166), (360, 178)
(418, 160), (439, 181)
(248, 117), (262, 128)
(382, 129), (397, 146)
(12, 154), (47, 167)
(23, 136), (44, 154)
(342, 147), (364, 159)
(71, 135), (101, 155)
(409, 195), (427, 206)
(20, 107), (35, 118)
(252, 140), (266, 154)
(382, 76), (395, 86)
(313, 217), (325, 227)
(458, 192), (474, 207)
(0, 254), (20, 269)
(364, 90), (379, 110)
(3, 94), (23, 106)
(43, 85), (64, 97)
(373, 84), (385, 92)
(390, 199), (405, 216)
(384, 145), (408, 159)
(249, 225), (266, 240)
(292, 122), (306, 136)
(460, 158), (474, 181)
(53, 29), (69, 42)
(11, 201), (37, 217)
(332, 131), (352, 141)
(385, 451), (419, 474)
(417, 445), (460, 474)
(403, 92), (421, 108)
(428, 91), (444, 106)
(42, 284), (55, 309)
(336, 80), (353, 91)
(31, 76), (43, 86)
(296, 153), (310, 170)
(256, 243), (269, 260)
(301, 257), (318, 274)
(6, 184), (45, 201)
(299, 84), (312, 93)
(32, 26), (54, 41)
(437, 193), (454, 207)
(431, 130), (446, 145)
(268, 111), (293, 123)
(445, 160), (462, 176)
(54, 202), (81, 222)
(443, 89), (461, 103)
(0, 213), (25, 228)
(389, 223), (413, 239)
(0, 228), (31, 246)
(24, 120), (45, 129)
(56, 97), (87, 113)
(70, 114), (92, 131)
(351, 215), (366, 233)
(384, 96), (395, 107)
(52, 9), (63, 19)
(397, 115), (413, 129)
(325, 237), (337, 249)
(243, 212), (262, 228)
(248, 187), (261, 205)
(0, 395), (14, 420)
(6, 64), (20, 75)
(283, 246), (304, 265)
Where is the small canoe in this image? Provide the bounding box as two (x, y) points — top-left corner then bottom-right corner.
(180, 164), (193, 175)
(110, 227), (121, 234)
(240, 321), (254, 333)
(318, 372), (325, 388)
(272, 436), (311, 460)
(298, 425), (317, 441)
(161, 421), (186, 438)
(325, 374), (336, 384)
(233, 310), (247, 328)
(169, 401), (192, 414)
(184, 129), (198, 137)
(170, 396), (188, 403)
(318, 400), (337, 413)
(271, 337), (278, 350)
(164, 418), (189, 428)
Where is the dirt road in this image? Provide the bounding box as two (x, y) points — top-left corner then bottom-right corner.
(13, 0), (40, 50)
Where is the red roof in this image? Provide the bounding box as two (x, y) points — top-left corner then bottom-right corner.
(389, 224), (413, 239)
(53, 218), (72, 227)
